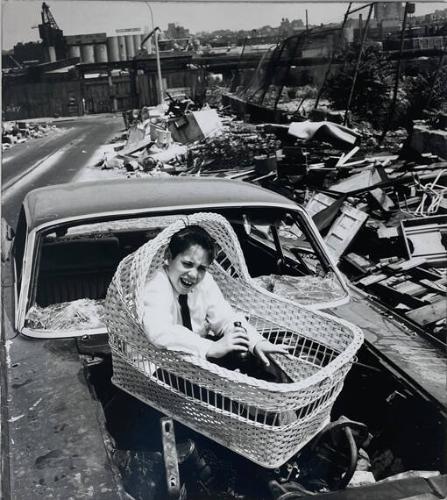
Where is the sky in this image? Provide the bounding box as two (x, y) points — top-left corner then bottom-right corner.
(2, 1), (446, 50)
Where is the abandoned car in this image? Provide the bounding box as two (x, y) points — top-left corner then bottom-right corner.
(1, 177), (446, 499)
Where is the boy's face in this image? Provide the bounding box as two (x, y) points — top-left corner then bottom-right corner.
(166, 244), (211, 294)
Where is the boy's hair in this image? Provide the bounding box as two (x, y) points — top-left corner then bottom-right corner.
(168, 225), (216, 263)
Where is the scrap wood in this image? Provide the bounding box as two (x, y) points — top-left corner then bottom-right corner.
(420, 278), (447, 294)
(325, 168), (446, 198)
(119, 134), (154, 156)
(413, 168), (447, 216)
(312, 195), (346, 233)
(335, 146), (360, 167)
(330, 167), (383, 193)
(405, 299), (446, 327)
(324, 203), (368, 261)
(148, 144), (188, 163)
(401, 216), (447, 265)
(377, 226), (399, 239)
(305, 192), (338, 218)
(125, 124), (145, 149)
(370, 282), (429, 309)
(369, 188), (395, 212)
(388, 257), (428, 272)
(358, 273), (388, 286)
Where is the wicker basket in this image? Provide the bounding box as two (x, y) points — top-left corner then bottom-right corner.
(105, 212), (363, 468)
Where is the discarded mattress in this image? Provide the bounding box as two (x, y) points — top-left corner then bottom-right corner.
(288, 121), (361, 149)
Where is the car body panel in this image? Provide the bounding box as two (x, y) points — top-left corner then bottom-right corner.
(23, 177), (297, 232)
(3, 177), (446, 500)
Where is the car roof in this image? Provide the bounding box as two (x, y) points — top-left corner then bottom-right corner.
(23, 177), (296, 231)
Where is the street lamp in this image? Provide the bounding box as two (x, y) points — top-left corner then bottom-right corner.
(154, 28), (164, 105)
(139, 26), (164, 105)
(145, 1), (155, 51)
(140, 3), (164, 105)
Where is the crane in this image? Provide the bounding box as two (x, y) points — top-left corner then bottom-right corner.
(38, 2), (64, 62)
(41, 2), (60, 31)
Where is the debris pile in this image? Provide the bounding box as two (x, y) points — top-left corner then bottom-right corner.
(2, 120), (58, 150)
(99, 101), (446, 346)
(296, 157), (447, 346)
(184, 119), (280, 175)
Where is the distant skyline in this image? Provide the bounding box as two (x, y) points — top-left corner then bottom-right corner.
(2, 1), (445, 50)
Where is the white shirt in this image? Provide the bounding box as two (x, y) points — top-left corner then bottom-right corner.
(141, 268), (262, 358)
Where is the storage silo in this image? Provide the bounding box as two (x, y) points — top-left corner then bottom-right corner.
(133, 34), (142, 53)
(94, 43), (108, 62)
(118, 36), (127, 61)
(68, 45), (81, 59)
(107, 37), (120, 62)
(125, 35), (135, 58)
(48, 46), (56, 62)
(81, 44), (95, 63)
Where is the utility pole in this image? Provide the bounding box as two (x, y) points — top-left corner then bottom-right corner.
(154, 29), (164, 104)
(139, 26), (164, 105)
(343, 2), (374, 126)
(314, 2), (353, 110)
(381, 2), (413, 140)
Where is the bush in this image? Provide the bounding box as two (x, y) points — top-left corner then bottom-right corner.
(326, 47), (447, 130)
(325, 46), (394, 128)
(402, 66), (447, 121)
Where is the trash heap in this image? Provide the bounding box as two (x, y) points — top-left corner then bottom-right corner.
(2, 120), (58, 150)
(101, 101), (446, 345)
(253, 120), (446, 346)
(299, 162), (446, 346)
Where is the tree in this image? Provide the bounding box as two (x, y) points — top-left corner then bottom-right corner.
(325, 46), (394, 128)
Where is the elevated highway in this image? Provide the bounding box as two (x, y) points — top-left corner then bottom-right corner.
(76, 47), (446, 77)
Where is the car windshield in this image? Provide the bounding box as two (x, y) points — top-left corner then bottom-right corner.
(23, 208), (347, 336)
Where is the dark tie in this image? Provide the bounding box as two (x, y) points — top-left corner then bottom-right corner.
(178, 294), (192, 330)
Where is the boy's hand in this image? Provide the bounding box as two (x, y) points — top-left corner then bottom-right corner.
(253, 340), (291, 367)
(206, 328), (249, 359)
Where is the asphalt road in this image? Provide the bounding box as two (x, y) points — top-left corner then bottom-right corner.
(0, 113), (126, 499)
(1, 113), (124, 228)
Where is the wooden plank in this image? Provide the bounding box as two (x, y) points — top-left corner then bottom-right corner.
(370, 282), (429, 309)
(324, 204), (368, 261)
(420, 278), (447, 294)
(388, 257), (427, 271)
(394, 280), (427, 297)
(358, 273), (388, 286)
(401, 216), (447, 265)
(370, 188), (395, 211)
(406, 300), (447, 326)
(343, 252), (373, 274)
(305, 192), (337, 218)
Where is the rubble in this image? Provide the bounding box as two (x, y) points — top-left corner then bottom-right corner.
(2, 120), (58, 150)
(411, 123), (447, 159)
(97, 99), (446, 348)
